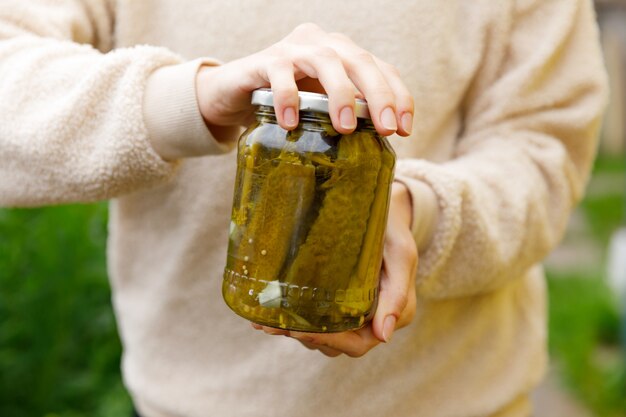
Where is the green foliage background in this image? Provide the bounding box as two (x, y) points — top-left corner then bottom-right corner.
(0, 204), (131, 416)
(545, 155), (626, 417)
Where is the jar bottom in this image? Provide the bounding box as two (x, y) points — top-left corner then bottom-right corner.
(222, 267), (377, 333)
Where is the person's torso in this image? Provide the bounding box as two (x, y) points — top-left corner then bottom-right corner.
(107, 2), (546, 417)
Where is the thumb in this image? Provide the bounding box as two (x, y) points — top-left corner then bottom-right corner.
(372, 233), (417, 343)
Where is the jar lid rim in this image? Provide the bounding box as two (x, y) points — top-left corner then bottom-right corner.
(251, 88), (371, 119)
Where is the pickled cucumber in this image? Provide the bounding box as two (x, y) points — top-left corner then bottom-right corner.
(285, 132), (381, 288)
(224, 112), (395, 332)
(233, 142), (316, 286)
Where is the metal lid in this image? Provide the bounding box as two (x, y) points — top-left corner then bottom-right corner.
(251, 88), (371, 119)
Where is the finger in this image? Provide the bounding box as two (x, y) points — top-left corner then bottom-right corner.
(295, 77), (362, 99)
(264, 57), (300, 130)
(296, 340), (343, 357)
(373, 231), (418, 343)
(257, 325), (290, 336)
(342, 56), (398, 136)
(373, 57), (414, 136)
(284, 44), (358, 134)
(321, 40), (397, 136)
(314, 345), (343, 357)
(326, 33), (412, 136)
(290, 327), (380, 358)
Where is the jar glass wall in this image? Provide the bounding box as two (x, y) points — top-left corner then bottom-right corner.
(223, 91), (395, 332)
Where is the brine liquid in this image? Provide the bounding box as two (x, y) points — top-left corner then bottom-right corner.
(223, 122), (394, 332)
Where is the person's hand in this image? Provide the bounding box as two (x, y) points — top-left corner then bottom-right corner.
(195, 23), (414, 141)
(252, 182), (418, 357)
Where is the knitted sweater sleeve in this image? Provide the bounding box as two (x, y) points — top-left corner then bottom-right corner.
(395, 0), (608, 299)
(0, 0), (229, 207)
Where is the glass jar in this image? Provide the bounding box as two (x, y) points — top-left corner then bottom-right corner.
(222, 89), (396, 332)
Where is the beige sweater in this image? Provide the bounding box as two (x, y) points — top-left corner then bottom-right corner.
(0, 1), (607, 416)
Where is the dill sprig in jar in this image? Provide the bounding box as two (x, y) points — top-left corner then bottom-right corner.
(223, 88), (395, 332)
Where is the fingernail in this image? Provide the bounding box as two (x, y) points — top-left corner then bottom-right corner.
(401, 112), (413, 134)
(380, 107), (397, 131)
(339, 106), (356, 130)
(383, 315), (396, 342)
(283, 107), (297, 127)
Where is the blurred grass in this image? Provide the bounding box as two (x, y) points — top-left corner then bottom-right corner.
(546, 153), (626, 417)
(581, 156), (625, 243)
(547, 272), (626, 416)
(0, 155), (623, 417)
(0, 203), (131, 417)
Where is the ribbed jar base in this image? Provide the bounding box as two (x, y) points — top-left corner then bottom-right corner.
(222, 267), (377, 333)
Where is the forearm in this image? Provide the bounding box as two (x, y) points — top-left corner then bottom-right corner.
(0, 35), (182, 206)
(397, 0), (608, 299)
(0, 1), (233, 206)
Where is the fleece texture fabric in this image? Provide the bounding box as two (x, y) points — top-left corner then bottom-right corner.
(0, 1), (607, 416)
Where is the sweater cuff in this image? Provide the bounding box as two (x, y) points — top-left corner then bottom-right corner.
(393, 173), (439, 253)
(143, 58), (235, 160)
